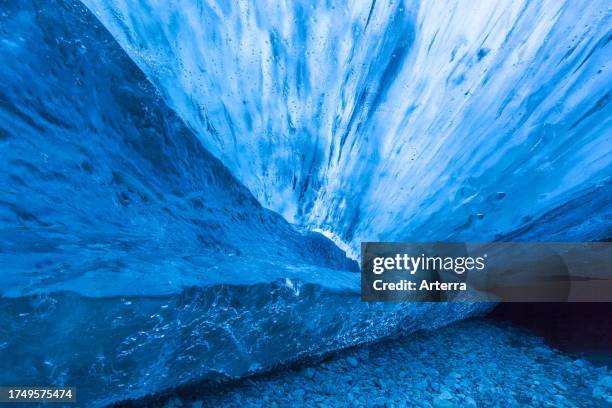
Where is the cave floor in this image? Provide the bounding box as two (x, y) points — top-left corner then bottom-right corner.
(144, 319), (611, 408)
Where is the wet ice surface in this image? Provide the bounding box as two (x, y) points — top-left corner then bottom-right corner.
(83, 0), (612, 255)
(141, 319), (611, 408)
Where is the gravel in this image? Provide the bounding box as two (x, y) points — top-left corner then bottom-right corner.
(153, 319), (610, 407)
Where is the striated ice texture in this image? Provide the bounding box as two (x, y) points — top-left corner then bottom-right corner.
(84, 0), (612, 256)
(0, 0), (610, 406)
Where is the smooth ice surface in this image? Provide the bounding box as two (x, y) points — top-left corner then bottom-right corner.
(84, 0), (612, 256)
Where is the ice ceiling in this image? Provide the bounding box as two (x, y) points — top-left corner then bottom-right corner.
(84, 0), (611, 255)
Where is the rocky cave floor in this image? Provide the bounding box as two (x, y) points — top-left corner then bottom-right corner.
(139, 319), (611, 408)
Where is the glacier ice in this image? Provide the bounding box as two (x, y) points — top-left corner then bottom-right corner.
(0, 0), (610, 406)
(0, 2), (486, 406)
(83, 0), (612, 256)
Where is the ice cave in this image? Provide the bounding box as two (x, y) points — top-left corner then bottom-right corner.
(0, 0), (610, 406)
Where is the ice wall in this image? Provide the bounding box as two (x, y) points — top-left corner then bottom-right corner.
(0, 1), (357, 299)
(83, 0), (612, 256)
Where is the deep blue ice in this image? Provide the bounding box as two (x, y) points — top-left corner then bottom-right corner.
(0, 0), (610, 406)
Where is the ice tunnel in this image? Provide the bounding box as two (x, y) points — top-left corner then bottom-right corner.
(0, 0), (610, 406)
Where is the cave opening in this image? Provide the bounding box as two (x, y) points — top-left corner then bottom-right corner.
(488, 302), (612, 368)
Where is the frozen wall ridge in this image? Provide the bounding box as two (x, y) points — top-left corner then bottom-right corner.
(82, 0), (612, 253)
